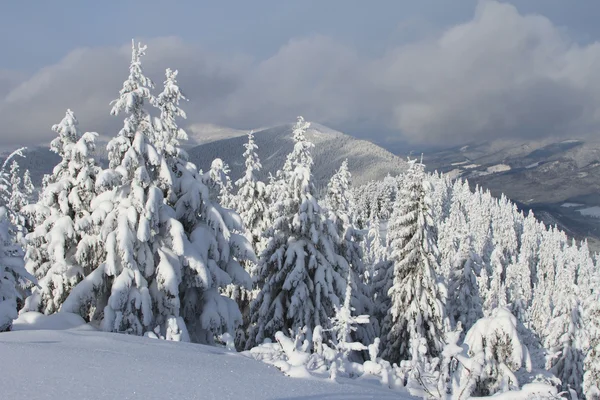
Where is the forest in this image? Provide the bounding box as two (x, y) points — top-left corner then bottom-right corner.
(0, 41), (597, 400)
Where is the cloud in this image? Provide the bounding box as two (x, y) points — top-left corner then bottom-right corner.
(2, 1), (600, 148)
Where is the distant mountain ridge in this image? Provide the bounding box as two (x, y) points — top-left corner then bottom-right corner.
(187, 122), (408, 189)
(2, 122), (408, 194)
(423, 137), (600, 249)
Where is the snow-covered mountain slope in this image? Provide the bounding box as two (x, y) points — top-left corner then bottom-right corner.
(423, 137), (600, 249)
(0, 314), (407, 400)
(188, 122), (408, 188)
(185, 123), (249, 147)
(4, 122), (406, 191)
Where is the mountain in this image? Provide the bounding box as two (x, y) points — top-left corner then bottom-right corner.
(187, 122), (408, 189)
(2, 122), (408, 195)
(184, 123), (249, 147)
(423, 137), (600, 249)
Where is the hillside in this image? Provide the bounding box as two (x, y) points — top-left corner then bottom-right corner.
(1, 313), (406, 400)
(423, 137), (600, 248)
(187, 122), (408, 189)
(4, 122), (407, 190)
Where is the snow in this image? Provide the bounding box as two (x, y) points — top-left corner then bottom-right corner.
(470, 164), (511, 177)
(12, 311), (95, 331)
(451, 160), (469, 166)
(0, 313), (409, 400)
(561, 202), (583, 208)
(578, 206), (600, 218)
(463, 163), (479, 169)
(487, 164), (511, 173)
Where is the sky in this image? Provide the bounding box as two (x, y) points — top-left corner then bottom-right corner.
(2, 0), (600, 150)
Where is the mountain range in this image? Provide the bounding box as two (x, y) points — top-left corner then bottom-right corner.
(423, 137), (600, 250)
(6, 123), (600, 250)
(5, 122), (408, 193)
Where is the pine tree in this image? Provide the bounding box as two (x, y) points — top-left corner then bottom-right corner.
(247, 117), (345, 348)
(151, 68), (188, 161)
(204, 158), (234, 208)
(0, 206), (34, 331)
(447, 231), (483, 334)
(465, 307), (532, 396)
(62, 41), (176, 336)
(234, 131), (269, 259)
(0, 148), (26, 209)
(584, 276), (600, 400)
(229, 131), (269, 343)
(22, 169), (34, 204)
(365, 213), (385, 269)
(8, 161), (27, 241)
(325, 160), (375, 347)
(22, 109), (101, 316)
(330, 270), (369, 359)
(381, 160), (449, 365)
(149, 63), (254, 343)
(544, 251), (585, 398)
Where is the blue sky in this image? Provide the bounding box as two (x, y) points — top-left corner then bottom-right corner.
(2, 1), (600, 148)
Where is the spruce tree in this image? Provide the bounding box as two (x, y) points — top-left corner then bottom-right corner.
(381, 160), (448, 365)
(544, 251), (585, 398)
(22, 109), (100, 315)
(247, 117), (345, 348)
(0, 206), (34, 331)
(325, 160), (375, 347)
(150, 67), (254, 343)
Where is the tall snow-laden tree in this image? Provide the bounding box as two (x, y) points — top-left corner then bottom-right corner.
(0, 206), (34, 331)
(381, 160), (449, 365)
(544, 249), (585, 399)
(234, 131), (269, 259)
(62, 40), (176, 337)
(204, 158), (235, 208)
(22, 170), (34, 204)
(584, 274), (600, 400)
(9, 161), (27, 218)
(505, 211), (539, 324)
(365, 213), (385, 270)
(7, 160), (28, 242)
(447, 230), (483, 334)
(229, 131), (269, 344)
(151, 68), (188, 161)
(247, 117), (345, 349)
(151, 68), (188, 205)
(22, 109), (101, 316)
(324, 160), (375, 347)
(0, 148), (26, 209)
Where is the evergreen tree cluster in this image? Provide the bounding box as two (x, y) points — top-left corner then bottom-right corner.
(0, 40), (599, 399)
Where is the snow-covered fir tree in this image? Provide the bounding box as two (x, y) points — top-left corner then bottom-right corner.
(324, 160), (375, 347)
(204, 158), (235, 208)
(0, 206), (34, 331)
(544, 250), (585, 399)
(229, 131), (269, 344)
(22, 109), (101, 316)
(247, 117), (345, 349)
(365, 213), (385, 270)
(22, 169), (34, 204)
(151, 68), (188, 160)
(381, 160), (449, 365)
(234, 131), (269, 256)
(329, 270), (369, 359)
(464, 307), (532, 396)
(447, 231), (483, 334)
(584, 274), (600, 400)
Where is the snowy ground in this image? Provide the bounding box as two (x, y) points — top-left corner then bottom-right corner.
(0, 313), (411, 400)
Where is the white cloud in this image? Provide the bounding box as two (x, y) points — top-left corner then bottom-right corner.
(2, 1), (600, 147)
